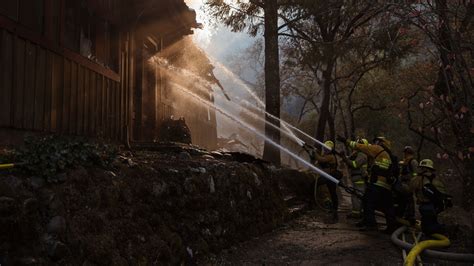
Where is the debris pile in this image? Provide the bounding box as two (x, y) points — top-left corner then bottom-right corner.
(0, 142), (289, 265)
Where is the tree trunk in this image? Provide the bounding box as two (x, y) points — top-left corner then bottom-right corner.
(316, 62), (334, 141)
(262, 0), (281, 165)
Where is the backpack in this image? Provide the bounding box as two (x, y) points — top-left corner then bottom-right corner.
(374, 145), (400, 185)
(422, 176), (453, 213)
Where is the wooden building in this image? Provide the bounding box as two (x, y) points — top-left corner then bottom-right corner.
(0, 0), (218, 149)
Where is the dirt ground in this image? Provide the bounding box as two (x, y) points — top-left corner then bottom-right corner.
(203, 189), (474, 266)
(204, 193), (404, 265)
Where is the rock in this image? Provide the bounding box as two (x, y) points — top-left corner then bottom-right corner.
(246, 190), (252, 200)
(107, 171), (117, 177)
(214, 225), (223, 236)
(57, 173), (68, 182)
(179, 152), (192, 160)
(202, 228), (211, 236)
(152, 182), (168, 197)
(183, 178), (195, 193)
(47, 216), (66, 235)
(267, 165), (277, 172)
(0, 196), (16, 216)
(47, 173), (67, 184)
(253, 173), (262, 186)
(48, 195), (65, 216)
(16, 257), (39, 265)
(30, 177), (45, 189)
(168, 169), (179, 174)
(47, 240), (68, 261)
(3, 176), (23, 190)
(127, 158), (138, 168)
(23, 198), (39, 214)
(202, 155), (215, 160)
(186, 247), (193, 258)
(190, 167), (206, 174)
(209, 176), (216, 194)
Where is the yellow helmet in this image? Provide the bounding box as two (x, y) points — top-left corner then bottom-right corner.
(373, 136), (386, 143)
(419, 159), (435, 170)
(324, 140), (334, 150)
(357, 138), (369, 145)
(373, 136), (391, 149)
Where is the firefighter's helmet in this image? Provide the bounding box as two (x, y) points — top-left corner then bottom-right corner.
(419, 159), (435, 170)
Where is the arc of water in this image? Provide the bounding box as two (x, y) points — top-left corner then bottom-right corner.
(212, 93), (308, 149)
(210, 59), (331, 151)
(153, 55), (330, 150)
(169, 81), (341, 185)
(240, 99), (331, 150)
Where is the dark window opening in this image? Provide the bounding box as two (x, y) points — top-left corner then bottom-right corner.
(64, 0), (118, 72)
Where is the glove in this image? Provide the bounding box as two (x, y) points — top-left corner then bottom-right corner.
(336, 135), (347, 143)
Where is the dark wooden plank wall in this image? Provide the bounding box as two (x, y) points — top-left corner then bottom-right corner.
(0, 28), (126, 141)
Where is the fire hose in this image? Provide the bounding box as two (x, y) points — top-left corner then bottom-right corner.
(391, 226), (474, 264)
(299, 140), (474, 264)
(0, 163), (19, 170)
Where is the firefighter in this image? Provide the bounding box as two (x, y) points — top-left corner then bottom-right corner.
(303, 140), (341, 223)
(393, 146), (418, 224)
(410, 159), (452, 235)
(342, 138), (369, 219)
(337, 136), (397, 232)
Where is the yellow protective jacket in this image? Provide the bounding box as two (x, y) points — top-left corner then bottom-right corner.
(410, 171), (447, 204)
(400, 155), (418, 182)
(313, 152), (339, 177)
(348, 141), (392, 190)
(344, 151), (368, 184)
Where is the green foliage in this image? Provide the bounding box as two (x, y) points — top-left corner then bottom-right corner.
(14, 135), (117, 179)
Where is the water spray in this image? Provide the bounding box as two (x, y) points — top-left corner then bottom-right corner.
(239, 99), (331, 150)
(169, 81), (341, 185)
(212, 92), (306, 147)
(210, 58), (331, 151)
(153, 55), (331, 151)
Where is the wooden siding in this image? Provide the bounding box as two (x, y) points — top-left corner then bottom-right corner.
(0, 28), (126, 140)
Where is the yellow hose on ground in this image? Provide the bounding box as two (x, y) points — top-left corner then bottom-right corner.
(0, 163), (15, 170)
(411, 231), (422, 265)
(405, 233), (450, 266)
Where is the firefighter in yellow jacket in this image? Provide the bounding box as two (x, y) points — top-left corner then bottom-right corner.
(410, 159), (452, 234)
(303, 140), (341, 223)
(342, 138), (369, 219)
(393, 146), (418, 224)
(337, 135), (397, 232)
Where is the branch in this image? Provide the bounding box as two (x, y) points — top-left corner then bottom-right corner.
(352, 104), (387, 113)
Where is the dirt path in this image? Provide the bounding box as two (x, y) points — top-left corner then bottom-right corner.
(205, 193), (403, 265)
